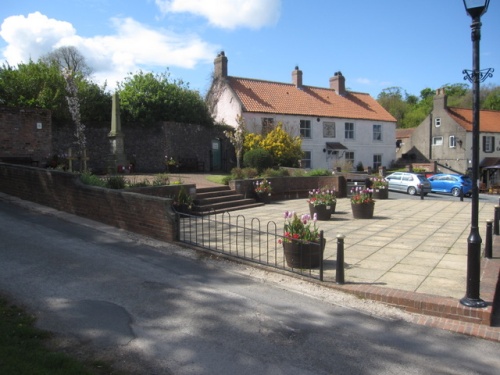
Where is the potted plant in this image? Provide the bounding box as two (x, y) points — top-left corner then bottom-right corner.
(370, 176), (389, 199)
(279, 211), (325, 268)
(307, 187), (337, 220)
(254, 178), (272, 204)
(165, 155), (178, 173)
(350, 186), (375, 219)
(172, 186), (193, 214)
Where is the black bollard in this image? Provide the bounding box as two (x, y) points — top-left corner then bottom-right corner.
(319, 230), (324, 281)
(485, 220), (493, 259)
(420, 186), (424, 200)
(460, 186), (464, 202)
(495, 206), (500, 236)
(336, 234), (345, 284)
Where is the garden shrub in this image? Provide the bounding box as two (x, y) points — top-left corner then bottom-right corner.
(308, 169), (331, 176)
(242, 167), (258, 179)
(262, 168), (290, 177)
(152, 173), (170, 186)
(243, 148), (274, 174)
(106, 175), (126, 189)
(80, 171), (107, 187)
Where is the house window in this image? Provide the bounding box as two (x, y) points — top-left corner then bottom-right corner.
(323, 122), (336, 138)
(432, 136), (443, 146)
(373, 124), (382, 141)
(449, 135), (456, 148)
(483, 136), (495, 153)
(345, 151), (355, 165)
(301, 151), (311, 168)
(300, 120), (311, 138)
(345, 122), (354, 139)
(261, 118), (274, 135)
(373, 154), (382, 170)
(435, 118), (441, 127)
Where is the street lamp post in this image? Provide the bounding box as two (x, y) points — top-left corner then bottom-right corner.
(460, 0), (493, 308)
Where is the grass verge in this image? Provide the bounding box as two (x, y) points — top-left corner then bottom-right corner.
(0, 295), (118, 374)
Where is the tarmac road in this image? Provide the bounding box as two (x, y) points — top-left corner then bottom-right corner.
(1, 196), (500, 375)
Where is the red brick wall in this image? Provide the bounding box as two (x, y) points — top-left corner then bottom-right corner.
(0, 106), (52, 162)
(0, 163), (177, 242)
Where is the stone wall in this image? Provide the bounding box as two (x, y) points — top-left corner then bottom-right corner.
(52, 122), (234, 174)
(0, 163), (177, 242)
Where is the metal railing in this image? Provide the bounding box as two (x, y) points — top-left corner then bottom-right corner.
(176, 210), (326, 280)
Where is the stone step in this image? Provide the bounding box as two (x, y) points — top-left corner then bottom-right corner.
(192, 185), (263, 215)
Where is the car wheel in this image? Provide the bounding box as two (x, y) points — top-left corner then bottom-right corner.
(408, 186), (417, 195)
(451, 187), (460, 197)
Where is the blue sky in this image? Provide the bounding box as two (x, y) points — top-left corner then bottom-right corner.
(1, 0), (499, 99)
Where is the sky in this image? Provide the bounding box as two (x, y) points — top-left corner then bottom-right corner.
(1, 0), (499, 99)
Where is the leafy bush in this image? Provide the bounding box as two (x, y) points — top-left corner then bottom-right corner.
(127, 178), (151, 187)
(242, 167), (258, 179)
(106, 175), (126, 189)
(307, 169), (331, 176)
(152, 173), (170, 186)
(356, 162), (364, 172)
(80, 172), (106, 187)
(230, 167), (244, 179)
(262, 168), (290, 177)
(243, 148), (274, 174)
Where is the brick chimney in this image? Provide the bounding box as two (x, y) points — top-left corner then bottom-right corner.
(214, 51), (228, 78)
(329, 71), (346, 96)
(434, 87), (448, 109)
(292, 66), (303, 88)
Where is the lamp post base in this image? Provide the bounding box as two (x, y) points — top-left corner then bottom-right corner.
(460, 296), (487, 308)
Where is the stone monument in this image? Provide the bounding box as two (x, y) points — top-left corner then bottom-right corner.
(108, 92), (127, 173)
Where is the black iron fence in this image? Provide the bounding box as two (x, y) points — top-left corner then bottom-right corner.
(176, 210), (327, 281)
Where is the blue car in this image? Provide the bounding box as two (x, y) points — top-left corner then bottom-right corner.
(427, 174), (472, 197)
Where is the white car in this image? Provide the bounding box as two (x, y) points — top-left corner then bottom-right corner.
(385, 172), (432, 195)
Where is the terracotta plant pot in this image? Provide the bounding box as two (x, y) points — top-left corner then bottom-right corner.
(351, 201), (375, 219)
(309, 202), (336, 220)
(283, 239), (326, 268)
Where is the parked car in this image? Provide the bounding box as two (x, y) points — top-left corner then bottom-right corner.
(427, 173), (472, 197)
(385, 172), (432, 195)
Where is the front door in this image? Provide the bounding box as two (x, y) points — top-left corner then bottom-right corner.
(211, 138), (221, 171)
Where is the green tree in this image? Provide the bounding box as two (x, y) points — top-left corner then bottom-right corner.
(117, 70), (213, 126)
(376, 87), (409, 125)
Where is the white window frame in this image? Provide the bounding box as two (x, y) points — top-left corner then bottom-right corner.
(373, 124), (382, 141)
(373, 154), (382, 170)
(483, 136), (494, 153)
(345, 122), (354, 140)
(323, 121), (336, 138)
(435, 118), (441, 127)
(261, 117), (274, 135)
(432, 136), (443, 146)
(301, 151), (312, 168)
(300, 120), (311, 138)
(449, 135), (456, 148)
(345, 151), (355, 164)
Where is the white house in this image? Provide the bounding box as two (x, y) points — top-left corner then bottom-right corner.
(206, 52), (397, 171)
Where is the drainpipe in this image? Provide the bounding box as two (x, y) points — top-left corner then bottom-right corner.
(429, 113), (433, 160)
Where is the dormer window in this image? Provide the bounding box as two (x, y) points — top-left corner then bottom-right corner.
(435, 118), (441, 127)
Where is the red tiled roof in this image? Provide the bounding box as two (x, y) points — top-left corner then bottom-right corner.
(447, 107), (500, 133)
(395, 128), (415, 139)
(227, 77), (397, 122)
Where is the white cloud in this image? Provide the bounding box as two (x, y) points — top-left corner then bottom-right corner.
(0, 12), (76, 64)
(155, 0), (281, 29)
(0, 12), (219, 89)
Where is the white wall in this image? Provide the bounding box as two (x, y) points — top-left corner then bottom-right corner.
(242, 113), (396, 171)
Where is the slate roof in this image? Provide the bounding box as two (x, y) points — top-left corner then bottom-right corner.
(226, 77), (397, 123)
(447, 107), (500, 133)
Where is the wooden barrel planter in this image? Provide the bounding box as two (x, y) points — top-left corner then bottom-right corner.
(351, 202), (375, 219)
(309, 203), (336, 220)
(372, 188), (388, 200)
(283, 239), (326, 268)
